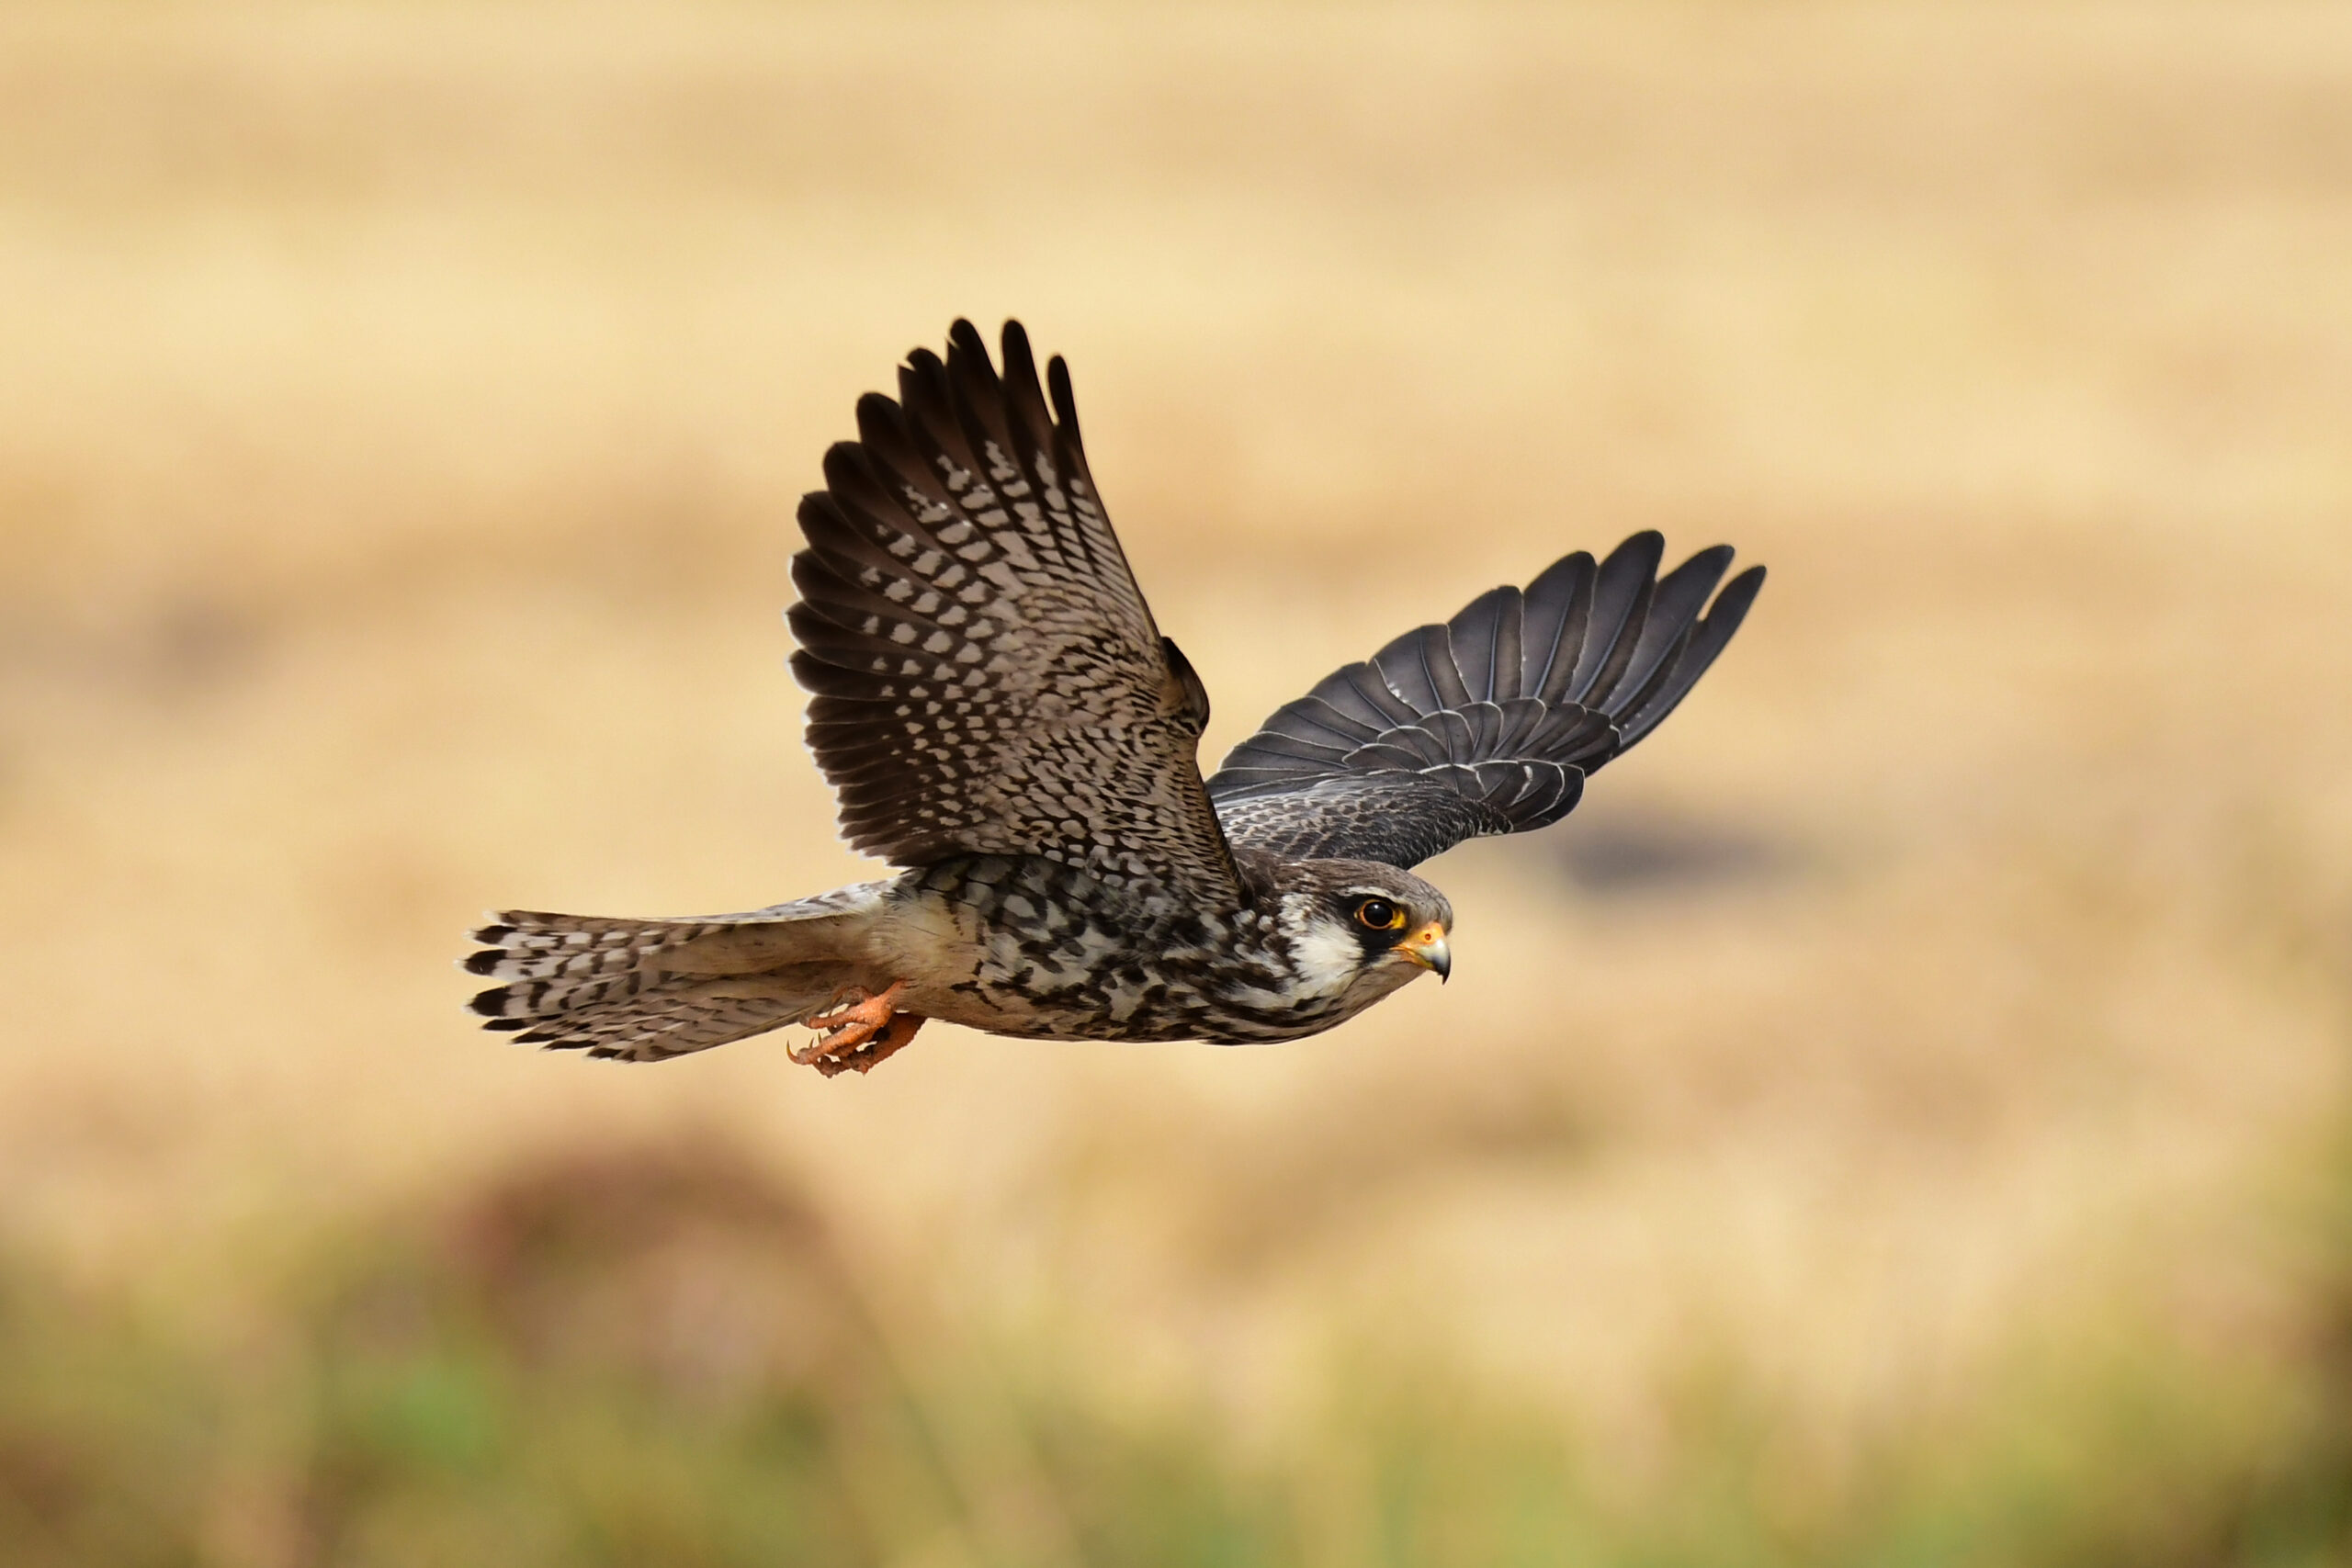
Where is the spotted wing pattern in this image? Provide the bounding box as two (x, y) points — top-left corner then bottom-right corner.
(788, 321), (1239, 897)
(1206, 533), (1764, 869)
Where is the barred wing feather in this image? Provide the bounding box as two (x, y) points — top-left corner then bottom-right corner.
(788, 320), (1240, 898)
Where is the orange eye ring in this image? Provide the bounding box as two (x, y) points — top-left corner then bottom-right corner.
(1354, 897), (1407, 932)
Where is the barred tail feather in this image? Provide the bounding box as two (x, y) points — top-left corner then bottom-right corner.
(462, 887), (882, 1062)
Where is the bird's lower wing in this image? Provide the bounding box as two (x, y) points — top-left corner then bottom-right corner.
(1205, 533), (1764, 870)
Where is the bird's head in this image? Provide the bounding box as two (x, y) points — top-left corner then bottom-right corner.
(1271, 859), (1453, 1002)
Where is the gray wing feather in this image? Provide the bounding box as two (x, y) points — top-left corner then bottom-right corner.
(1207, 533), (1763, 868)
(787, 321), (1239, 897)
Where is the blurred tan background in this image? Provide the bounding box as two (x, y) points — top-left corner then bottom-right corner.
(4, 2), (2351, 1562)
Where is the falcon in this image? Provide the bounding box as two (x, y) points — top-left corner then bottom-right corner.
(465, 321), (1764, 1077)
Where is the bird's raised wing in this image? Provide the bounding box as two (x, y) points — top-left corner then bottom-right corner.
(788, 320), (1240, 897)
(1205, 533), (1764, 869)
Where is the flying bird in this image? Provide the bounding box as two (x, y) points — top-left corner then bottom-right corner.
(465, 321), (1764, 1076)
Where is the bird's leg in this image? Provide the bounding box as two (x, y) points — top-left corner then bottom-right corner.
(791, 981), (926, 1077)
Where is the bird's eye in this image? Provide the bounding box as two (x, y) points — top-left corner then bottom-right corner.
(1354, 897), (1406, 931)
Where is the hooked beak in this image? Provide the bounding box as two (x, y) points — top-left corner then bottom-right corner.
(1397, 922), (1452, 983)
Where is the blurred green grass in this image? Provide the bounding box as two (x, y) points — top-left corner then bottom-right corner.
(6, 1127), (2351, 1567)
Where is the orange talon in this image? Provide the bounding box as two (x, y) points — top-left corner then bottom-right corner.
(791, 981), (926, 1077)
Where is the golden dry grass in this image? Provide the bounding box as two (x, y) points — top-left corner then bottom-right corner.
(2, 0), (2351, 1555)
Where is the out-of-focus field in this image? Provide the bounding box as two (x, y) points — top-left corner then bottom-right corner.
(4, 1), (2351, 1562)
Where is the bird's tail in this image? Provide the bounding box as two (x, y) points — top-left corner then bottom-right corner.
(461, 886), (885, 1062)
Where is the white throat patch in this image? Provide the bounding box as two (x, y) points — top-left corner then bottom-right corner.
(1284, 909), (1368, 998)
